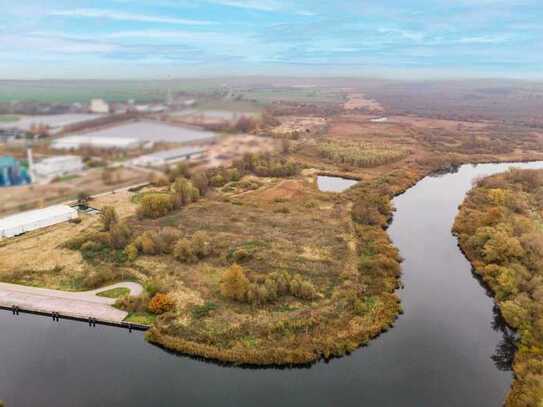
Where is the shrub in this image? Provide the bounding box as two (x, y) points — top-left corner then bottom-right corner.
(138, 193), (175, 219)
(173, 238), (197, 263)
(191, 171), (210, 196)
(100, 206), (118, 231)
(124, 243), (138, 262)
(191, 231), (212, 259)
(135, 232), (158, 255)
(220, 264), (250, 301)
(191, 302), (218, 319)
(148, 293), (176, 314)
(172, 177), (200, 208)
(109, 222), (132, 249)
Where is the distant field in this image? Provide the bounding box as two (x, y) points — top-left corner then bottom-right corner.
(0, 79), (346, 105)
(0, 115), (19, 122)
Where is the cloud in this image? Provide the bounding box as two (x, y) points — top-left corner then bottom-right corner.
(49, 8), (214, 25)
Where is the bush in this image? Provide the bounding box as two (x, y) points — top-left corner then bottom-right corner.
(173, 238), (197, 263)
(148, 293), (176, 314)
(138, 193), (175, 219)
(109, 222), (132, 249)
(191, 231), (211, 258)
(172, 177), (200, 208)
(124, 243), (138, 262)
(191, 171), (210, 196)
(100, 206), (118, 231)
(191, 302), (218, 319)
(220, 264), (250, 301)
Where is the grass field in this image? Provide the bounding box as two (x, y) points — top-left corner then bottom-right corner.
(97, 287), (130, 298)
(0, 115), (19, 122)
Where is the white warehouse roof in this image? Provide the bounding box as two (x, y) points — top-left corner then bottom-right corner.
(0, 205), (78, 238)
(52, 135), (142, 150)
(131, 147), (204, 167)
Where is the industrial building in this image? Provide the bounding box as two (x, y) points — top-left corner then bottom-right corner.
(0, 128), (25, 144)
(130, 147), (204, 168)
(52, 135), (144, 150)
(0, 205), (78, 238)
(0, 156), (31, 187)
(33, 155), (84, 179)
(90, 99), (110, 114)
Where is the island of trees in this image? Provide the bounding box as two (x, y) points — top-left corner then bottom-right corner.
(454, 169), (543, 406)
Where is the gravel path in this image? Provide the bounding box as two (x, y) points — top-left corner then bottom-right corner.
(0, 281), (143, 323)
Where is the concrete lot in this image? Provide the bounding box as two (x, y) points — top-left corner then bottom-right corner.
(0, 282), (143, 323)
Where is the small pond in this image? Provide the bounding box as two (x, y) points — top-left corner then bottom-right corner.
(317, 175), (358, 193)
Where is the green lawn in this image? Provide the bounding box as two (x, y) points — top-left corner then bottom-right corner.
(96, 287), (130, 298)
(0, 115), (20, 122)
(124, 312), (156, 325)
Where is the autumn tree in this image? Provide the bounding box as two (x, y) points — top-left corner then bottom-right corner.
(100, 206), (118, 231)
(220, 264), (249, 301)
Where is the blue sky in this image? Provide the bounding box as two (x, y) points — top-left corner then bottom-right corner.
(0, 0), (542, 79)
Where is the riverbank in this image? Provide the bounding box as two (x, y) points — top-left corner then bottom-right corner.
(454, 168), (543, 406)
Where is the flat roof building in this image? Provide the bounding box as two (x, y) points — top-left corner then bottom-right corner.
(0, 205), (78, 238)
(52, 135), (143, 150)
(33, 155), (84, 179)
(130, 147), (204, 168)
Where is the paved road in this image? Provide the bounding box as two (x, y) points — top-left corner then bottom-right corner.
(0, 282), (143, 323)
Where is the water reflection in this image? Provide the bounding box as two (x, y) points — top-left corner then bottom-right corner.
(491, 305), (516, 372)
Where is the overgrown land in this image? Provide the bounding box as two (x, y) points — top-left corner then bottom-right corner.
(454, 169), (543, 406)
(2, 96), (543, 365)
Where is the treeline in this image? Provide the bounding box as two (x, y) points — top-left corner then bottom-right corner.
(318, 142), (409, 168)
(453, 168), (543, 407)
(220, 264), (318, 305)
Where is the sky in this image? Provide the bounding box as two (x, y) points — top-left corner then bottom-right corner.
(0, 0), (542, 79)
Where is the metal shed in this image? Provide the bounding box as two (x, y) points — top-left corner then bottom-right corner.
(0, 205), (78, 238)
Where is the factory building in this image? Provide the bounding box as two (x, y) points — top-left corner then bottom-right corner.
(52, 135), (143, 150)
(90, 99), (110, 114)
(0, 205), (78, 238)
(130, 147), (204, 168)
(0, 156), (31, 187)
(33, 155), (84, 179)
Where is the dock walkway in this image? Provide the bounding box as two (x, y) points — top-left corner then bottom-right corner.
(0, 282), (144, 325)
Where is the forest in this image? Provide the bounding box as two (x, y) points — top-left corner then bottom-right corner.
(454, 169), (543, 406)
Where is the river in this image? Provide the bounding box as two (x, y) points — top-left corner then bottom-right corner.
(2, 161), (543, 406)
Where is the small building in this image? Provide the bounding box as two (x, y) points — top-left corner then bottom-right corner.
(52, 135), (143, 150)
(90, 99), (110, 114)
(0, 205), (78, 238)
(33, 155), (84, 179)
(0, 128), (25, 144)
(130, 147), (204, 168)
(0, 156), (30, 187)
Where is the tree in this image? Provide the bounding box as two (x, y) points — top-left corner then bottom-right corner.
(148, 293), (175, 314)
(173, 238), (197, 263)
(100, 206), (118, 231)
(191, 171), (209, 196)
(124, 243), (138, 262)
(191, 231), (211, 258)
(220, 264), (249, 301)
(138, 193), (175, 219)
(109, 222), (132, 249)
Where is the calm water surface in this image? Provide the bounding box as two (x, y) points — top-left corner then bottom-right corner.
(317, 175), (358, 192)
(2, 161), (543, 407)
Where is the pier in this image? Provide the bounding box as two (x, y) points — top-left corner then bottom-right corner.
(0, 282), (148, 330)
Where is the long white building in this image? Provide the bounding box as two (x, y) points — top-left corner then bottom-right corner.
(33, 155), (84, 179)
(130, 147), (204, 168)
(0, 205), (78, 238)
(52, 135), (143, 150)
